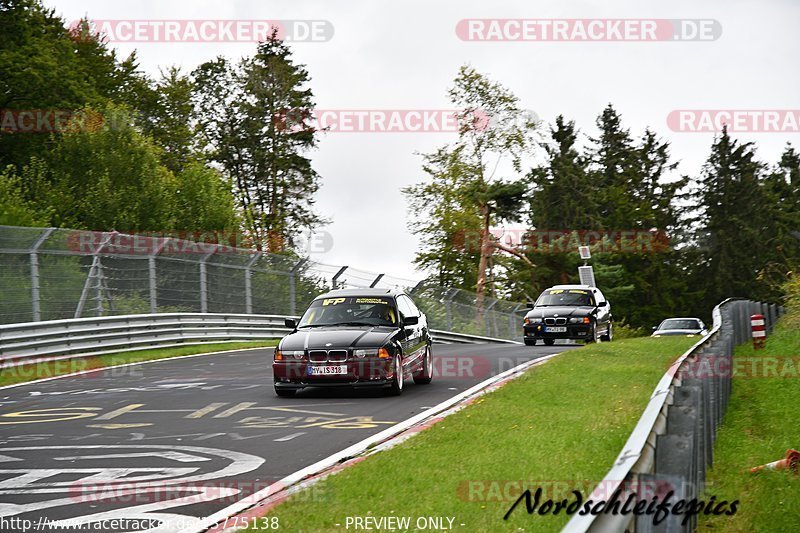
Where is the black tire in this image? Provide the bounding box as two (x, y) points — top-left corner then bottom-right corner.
(275, 387), (295, 398)
(388, 354), (404, 396)
(543, 339), (556, 346)
(600, 322), (613, 342)
(524, 338), (537, 346)
(413, 346), (433, 385)
(586, 324), (600, 344)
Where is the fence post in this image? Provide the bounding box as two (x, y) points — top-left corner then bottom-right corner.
(148, 238), (169, 314)
(331, 266), (348, 290)
(445, 288), (460, 332)
(288, 258), (307, 316)
(485, 299), (498, 337)
(74, 231), (116, 319)
(244, 252), (262, 315)
(29, 228), (55, 322)
(510, 303), (523, 339)
(199, 249), (217, 313)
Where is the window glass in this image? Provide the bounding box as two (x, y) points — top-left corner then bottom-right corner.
(535, 289), (595, 307)
(396, 295), (416, 318)
(298, 296), (398, 327)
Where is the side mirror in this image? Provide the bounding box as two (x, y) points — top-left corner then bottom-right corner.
(526, 303), (534, 309)
(403, 316), (419, 326)
(598, 301), (608, 307)
(284, 318), (297, 329)
(651, 326), (658, 331)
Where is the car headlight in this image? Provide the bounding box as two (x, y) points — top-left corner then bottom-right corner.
(354, 348), (392, 358)
(275, 350), (304, 360)
(569, 317), (590, 324)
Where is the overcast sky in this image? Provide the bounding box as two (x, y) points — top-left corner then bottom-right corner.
(48, 0), (800, 281)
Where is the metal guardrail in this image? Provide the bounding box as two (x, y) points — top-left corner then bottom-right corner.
(564, 299), (784, 533)
(0, 313), (519, 368)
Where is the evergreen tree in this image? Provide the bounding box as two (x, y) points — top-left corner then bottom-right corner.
(194, 33), (324, 252)
(689, 126), (775, 308)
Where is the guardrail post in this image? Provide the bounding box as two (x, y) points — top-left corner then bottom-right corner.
(29, 228), (55, 321)
(653, 434), (696, 532)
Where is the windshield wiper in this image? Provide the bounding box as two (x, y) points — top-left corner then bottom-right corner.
(328, 321), (374, 327)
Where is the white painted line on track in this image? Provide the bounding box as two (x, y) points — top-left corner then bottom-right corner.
(273, 432), (305, 442)
(0, 346), (275, 392)
(180, 351), (563, 533)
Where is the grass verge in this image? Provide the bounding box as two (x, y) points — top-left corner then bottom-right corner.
(698, 318), (800, 532)
(244, 336), (695, 533)
(0, 340), (277, 388)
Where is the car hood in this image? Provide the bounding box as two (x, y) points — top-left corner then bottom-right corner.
(652, 329), (703, 336)
(279, 326), (396, 351)
(525, 306), (594, 319)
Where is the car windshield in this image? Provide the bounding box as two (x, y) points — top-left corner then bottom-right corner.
(536, 289), (595, 307)
(660, 319), (702, 330)
(297, 296), (399, 328)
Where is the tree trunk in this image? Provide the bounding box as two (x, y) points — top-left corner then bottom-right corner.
(475, 203), (491, 315)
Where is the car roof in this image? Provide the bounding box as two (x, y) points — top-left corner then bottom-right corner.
(316, 288), (401, 299)
(548, 284), (597, 290)
(661, 317), (703, 321)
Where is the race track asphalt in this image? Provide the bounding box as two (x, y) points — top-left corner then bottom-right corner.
(0, 342), (577, 532)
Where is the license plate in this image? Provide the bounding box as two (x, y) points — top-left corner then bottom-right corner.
(545, 326), (567, 333)
(308, 365), (347, 376)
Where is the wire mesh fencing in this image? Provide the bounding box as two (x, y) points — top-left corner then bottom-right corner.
(0, 225), (527, 340)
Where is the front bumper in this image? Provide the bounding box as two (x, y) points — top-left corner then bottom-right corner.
(273, 359), (395, 389)
(524, 323), (592, 340)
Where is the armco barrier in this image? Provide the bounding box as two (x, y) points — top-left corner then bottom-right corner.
(564, 298), (784, 533)
(0, 313), (518, 368)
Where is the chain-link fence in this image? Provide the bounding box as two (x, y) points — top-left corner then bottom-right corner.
(0, 225), (527, 340)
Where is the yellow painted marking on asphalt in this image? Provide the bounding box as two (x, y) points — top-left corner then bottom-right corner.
(94, 403), (146, 420)
(0, 407), (101, 425)
(254, 406), (345, 416)
(213, 402), (258, 418)
(296, 416), (395, 429)
(87, 423), (153, 429)
(185, 402), (228, 419)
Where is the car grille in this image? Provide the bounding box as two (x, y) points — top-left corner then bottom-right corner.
(544, 318), (567, 326)
(309, 350), (348, 362)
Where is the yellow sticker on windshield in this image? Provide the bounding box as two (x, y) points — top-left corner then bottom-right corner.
(549, 289), (564, 294)
(569, 290), (588, 294)
(355, 298), (387, 304)
(322, 298), (346, 306)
